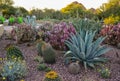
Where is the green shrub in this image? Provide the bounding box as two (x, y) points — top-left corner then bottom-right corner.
(1, 60), (27, 81)
(64, 30), (111, 70)
(9, 17), (15, 25)
(0, 16), (5, 24)
(17, 17), (23, 24)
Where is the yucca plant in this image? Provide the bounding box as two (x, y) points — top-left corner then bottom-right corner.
(64, 30), (111, 70)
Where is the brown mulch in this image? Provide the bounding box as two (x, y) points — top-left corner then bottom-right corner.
(0, 38), (120, 81)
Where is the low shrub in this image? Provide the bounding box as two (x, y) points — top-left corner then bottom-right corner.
(9, 17), (15, 25)
(0, 16), (5, 24)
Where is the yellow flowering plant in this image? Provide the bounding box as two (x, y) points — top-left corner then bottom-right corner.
(44, 71), (62, 81)
(104, 15), (120, 25)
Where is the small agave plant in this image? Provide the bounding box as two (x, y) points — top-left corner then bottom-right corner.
(64, 30), (111, 70)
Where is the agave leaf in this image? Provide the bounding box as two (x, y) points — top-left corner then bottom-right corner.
(94, 46), (112, 57)
(87, 63), (95, 68)
(89, 37), (106, 57)
(87, 57), (108, 63)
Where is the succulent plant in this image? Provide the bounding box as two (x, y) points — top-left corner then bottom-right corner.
(24, 15), (36, 28)
(1, 60), (27, 81)
(34, 56), (44, 63)
(11, 23), (36, 43)
(42, 43), (56, 64)
(5, 44), (24, 60)
(68, 61), (80, 74)
(36, 40), (46, 56)
(47, 22), (76, 50)
(64, 30), (111, 70)
(72, 18), (102, 33)
(37, 64), (48, 71)
(100, 24), (120, 46)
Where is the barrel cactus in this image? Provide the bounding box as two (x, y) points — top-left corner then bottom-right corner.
(43, 71), (62, 81)
(5, 44), (24, 60)
(36, 40), (46, 56)
(42, 43), (56, 64)
(68, 61), (80, 74)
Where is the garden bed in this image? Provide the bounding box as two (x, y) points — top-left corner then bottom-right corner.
(0, 38), (120, 81)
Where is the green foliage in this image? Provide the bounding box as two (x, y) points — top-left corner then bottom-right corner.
(64, 30), (111, 70)
(34, 56), (44, 63)
(37, 63), (52, 72)
(17, 17), (23, 24)
(37, 64), (47, 71)
(0, 16), (5, 24)
(98, 67), (111, 78)
(72, 18), (102, 33)
(42, 43), (56, 64)
(44, 67), (52, 72)
(9, 17), (15, 25)
(1, 60), (27, 81)
(0, 0), (14, 5)
(6, 45), (24, 60)
(98, 0), (120, 19)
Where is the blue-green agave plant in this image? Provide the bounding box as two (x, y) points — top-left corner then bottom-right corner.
(64, 30), (111, 70)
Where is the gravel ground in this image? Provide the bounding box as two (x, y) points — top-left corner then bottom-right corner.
(0, 38), (120, 81)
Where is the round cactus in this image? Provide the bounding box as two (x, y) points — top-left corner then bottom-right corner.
(42, 43), (56, 64)
(5, 44), (24, 60)
(68, 61), (80, 74)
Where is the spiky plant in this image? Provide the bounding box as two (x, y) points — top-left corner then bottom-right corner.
(64, 30), (111, 70)
(6, 44), (24, 60)
(42, 43), (56, 64)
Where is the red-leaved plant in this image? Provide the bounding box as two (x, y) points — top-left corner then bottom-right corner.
(46, 22), (76, 50)
(100, 24), (120, 45)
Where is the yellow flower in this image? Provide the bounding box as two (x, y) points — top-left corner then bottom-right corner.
(20, 79), (25, 81)
(2, 77), (6, 80)
(9, 66), (12, 69)
(45, 71), (58, 79)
